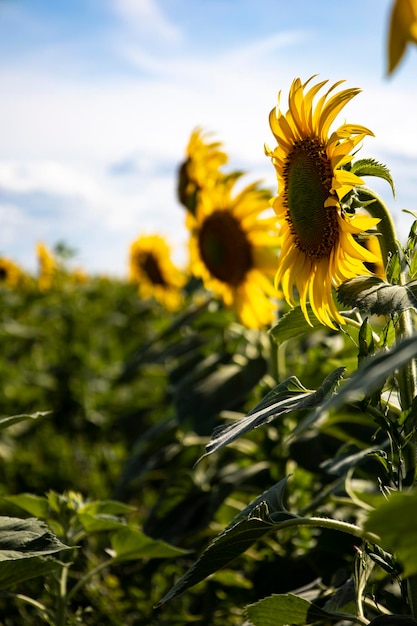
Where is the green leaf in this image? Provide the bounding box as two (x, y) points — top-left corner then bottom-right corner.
(358, 317), (375, 362)
(0, 516), (69, 559)
(294, 334), (417, 435)
(4, 494), (50, 520)
(78, 500), (135, 517)
(110, 526), (188, 562)
(269, 306), (323, 344)
(0, 516), (71, 589)
(0, 411), (50, 431)
(0, 557), (61, 590)
(245, 593), (343, 626)
(155, 502), (277, 607)
(155, 479), (296, 607)
(202, 368), (345, 457)
(338, 276), (417, 315)
(351, 158), (395, 197)
(78, 513), (128, 533)
(364, 490), (417, 577)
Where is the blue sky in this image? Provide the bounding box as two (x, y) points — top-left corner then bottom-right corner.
(1, 0), (417, 276)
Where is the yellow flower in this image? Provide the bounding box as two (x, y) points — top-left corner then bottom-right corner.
(186, 173), (280, 329)
(387, 0), (417, 74)
(265, 76), (381, 329)
(37, 242), (56, 291)
(0, 257), (26, 288)
(178, 128), (228, 214)
(129, 235), (185, 311)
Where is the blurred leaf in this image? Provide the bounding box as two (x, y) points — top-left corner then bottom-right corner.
(4, 494), (50, 520)
(338, 276), (417, 315)
(79, 500), (135, 517)
(202, 368), (345, 457)
(109, 526), (188, 562)
(175, 356), (267, 436)
(0, 411), (50, 431)
(269, 306), (323, 344)
(351, 158), (395, 197)
(365, 490), (417, 577)
(78, 513), (127, 533)
(0, 516), (70, 589)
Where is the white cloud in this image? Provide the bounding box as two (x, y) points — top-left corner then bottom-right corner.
(1, 0), (417, 275)
(111, 0), (182, 43)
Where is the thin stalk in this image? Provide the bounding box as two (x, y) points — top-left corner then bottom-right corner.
(55, 563), (70, 626)
(272, 515), (379, 544)
(14, 593), (52, 621)
(66, 557), (115, 604)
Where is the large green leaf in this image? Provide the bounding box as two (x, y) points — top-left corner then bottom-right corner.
(155, 478), (296, 607)
(202, 368), (345, 457)
(0, 516), (70, 589)
(338, 276), (417, 315)
(245, 593), (354, 626)
(155, 472), (373, 607)
(364, 490), (417, 577)
(294, 334), (417, 436)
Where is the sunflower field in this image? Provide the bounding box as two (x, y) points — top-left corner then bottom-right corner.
(2, 2), (417, 625)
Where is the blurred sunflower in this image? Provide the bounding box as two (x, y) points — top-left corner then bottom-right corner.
(362, 233), (386, 279)
(37, 242), (56, 291)
(186, 174), (280, 329)
(178, 128), (228, 214)
(0, 257), (26, 289)
(387, 0), (417, 74)
(129, 235), (185, 311)
(265, 76), (381, 329)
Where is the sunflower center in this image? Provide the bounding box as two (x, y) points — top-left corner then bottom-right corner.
(284, 138), (339, 259)
(0, 268), (7, 281)
(140, 253), (166, 286)
(198, 210), (253, 286)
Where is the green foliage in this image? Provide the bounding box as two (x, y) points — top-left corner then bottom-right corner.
(2, 236), (417, 625)
(338, 276), (417, 315)
(351, 158), (396, 197)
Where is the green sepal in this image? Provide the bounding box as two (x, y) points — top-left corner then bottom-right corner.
(351, 158), (395, 197)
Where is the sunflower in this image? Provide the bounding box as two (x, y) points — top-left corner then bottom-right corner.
(37, 242), (56, 291)
(387, 0), (417, 74)
(186, 173), (280, 329)
(0, 257), (26, 289)
(129, 234), (185, 311)
(178, 128), (228, 214)
(265, 76), (381, 329)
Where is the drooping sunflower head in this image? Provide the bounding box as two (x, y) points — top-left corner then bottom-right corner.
(129, 234), (185, 311)
(177, 128), (228, 215)
(265, 76), (381, 328)
(0, 257), (26, 289)
(186, 172), (280, 329)
(37, 242), (56, 291)
(387, 0), (417, 74)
